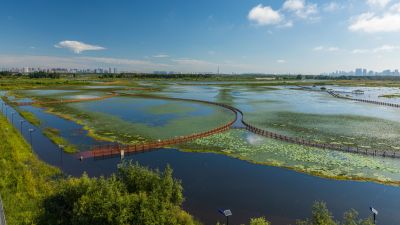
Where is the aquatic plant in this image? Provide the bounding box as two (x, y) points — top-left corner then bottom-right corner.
(43, 127), (77, 153)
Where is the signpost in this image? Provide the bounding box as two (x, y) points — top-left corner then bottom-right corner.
(218, 209), (232, 225)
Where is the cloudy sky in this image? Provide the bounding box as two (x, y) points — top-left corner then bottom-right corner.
(1, 0), (400, 74)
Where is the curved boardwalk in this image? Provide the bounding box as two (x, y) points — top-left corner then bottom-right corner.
(327, 90), (400, 108)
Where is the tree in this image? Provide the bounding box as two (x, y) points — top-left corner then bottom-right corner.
(296, 201), (337, 225)
(38, 162), (197, 225)
(250, 217), (271, 225)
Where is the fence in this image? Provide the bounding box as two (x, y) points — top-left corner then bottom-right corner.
(327, 91), (400, 108)
(236, 109), (400, 159)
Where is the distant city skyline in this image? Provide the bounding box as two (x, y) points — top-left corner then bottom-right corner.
(1, 0), (400, 74)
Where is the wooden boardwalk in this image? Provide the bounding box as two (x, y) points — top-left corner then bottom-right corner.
(327, 91), (400, 108)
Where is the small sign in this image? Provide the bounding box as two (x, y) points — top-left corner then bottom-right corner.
(218, 209), (232, 217)
(370, 207), (378, 215)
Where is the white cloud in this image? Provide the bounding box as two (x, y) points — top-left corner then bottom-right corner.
(277, 59), (287, 63)
(367, 0), (391, 8)
(313, 46), (339, 52)
(152, 54), (170, 58)
(349, 12), (400, 32)
(390, 2), (400, 13)
(352, 44), (400, 53)
(248, 4), (283, 25)
(54, 40), (105, 54)
(323, 2), (341, 12)
(279, 20), (294, 28)
(283, 0), (318, 19)
(283, 0), (305, 11)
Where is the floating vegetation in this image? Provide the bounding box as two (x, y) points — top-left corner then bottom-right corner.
(41, 96), (235, 144)
(245, 111), (400, 152)
(181, 129), (400, 185)
(379, 93), (400, 98)
(43, 127), (77, 153)
(19, 110), (41, 126)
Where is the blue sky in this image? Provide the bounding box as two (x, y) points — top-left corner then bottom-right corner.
(1, 0), (400, 74)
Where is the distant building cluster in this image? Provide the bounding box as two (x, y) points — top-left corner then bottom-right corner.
(322, 68), (400, 76)
(0, 67), (118, 74)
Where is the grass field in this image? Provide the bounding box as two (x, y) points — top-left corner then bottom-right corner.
(0, 113), (60, 225)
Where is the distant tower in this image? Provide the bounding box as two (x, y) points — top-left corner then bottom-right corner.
(217, 66), (220, 75)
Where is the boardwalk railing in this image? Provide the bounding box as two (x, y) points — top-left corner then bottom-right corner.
(0, 194), (6, 225)
(236, 109), (400, 158)
(327, 91), (400, 108)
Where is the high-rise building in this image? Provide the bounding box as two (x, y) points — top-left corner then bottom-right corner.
(113, 68), (117, 74)
(362, 69), (367, 76)
(355, 68), (363, 76)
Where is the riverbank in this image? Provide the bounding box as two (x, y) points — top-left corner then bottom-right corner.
(0, 113), (60, 224)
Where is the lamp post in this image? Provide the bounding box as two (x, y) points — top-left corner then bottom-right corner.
(370, 207), (378, 224)
(58, 145), (64, 171)
(11, 112), (15, 125)
(20, 120), (26, 133)
(28, 128), (35, 146)
(218, 209), (232, 225)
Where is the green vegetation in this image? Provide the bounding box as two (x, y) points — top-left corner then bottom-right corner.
(182, 129), (400, 185)
(0, 113), (199, 225)
(247, 111), (400, 152)
(19, 110), (41, 126)
(296, 202), (373, 225)
(0, 113), (60, 225)
(38, 162), (199, 225)
(43, 127), (77, 153)
(379, 93), (400, 98)
(41, 97), (235, 144)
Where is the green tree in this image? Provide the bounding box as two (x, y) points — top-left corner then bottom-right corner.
(297, 201), (337, 225)
(250, 217), (271, 225)
(38, 162), (197, 225)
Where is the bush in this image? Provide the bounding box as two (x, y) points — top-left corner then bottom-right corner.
(38, 162), (197, 225)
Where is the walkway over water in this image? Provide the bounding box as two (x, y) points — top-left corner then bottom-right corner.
(327, 91), (400, 108)
(7, 91), (399, 159)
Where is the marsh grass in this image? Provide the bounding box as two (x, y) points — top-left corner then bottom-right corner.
(42, 127), (77, 153)
(0, 114), (60, 225)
